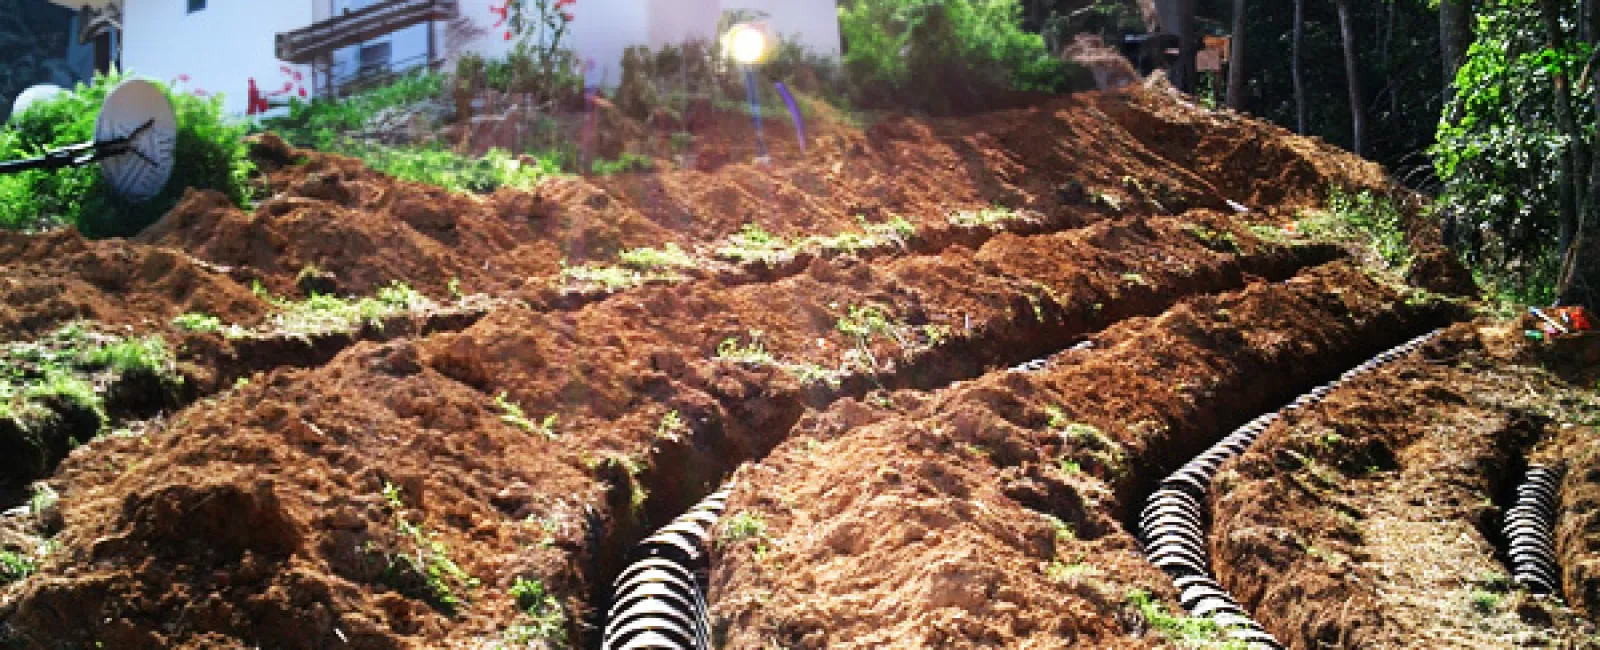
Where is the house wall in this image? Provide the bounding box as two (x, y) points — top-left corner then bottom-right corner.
(115, 0), (837, 115)
(121, 0), (314, 115)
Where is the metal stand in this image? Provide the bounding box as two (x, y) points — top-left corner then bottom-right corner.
(0, 120), (155, 176)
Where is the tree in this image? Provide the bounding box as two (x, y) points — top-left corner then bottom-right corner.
(1292, 0), (1307, 132)
(1440, 0), (1474, 85)
(1227, 0), (1248, 109)
(1334, 0), (1368, 156)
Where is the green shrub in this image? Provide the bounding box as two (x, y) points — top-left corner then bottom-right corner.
(266, 71), (446, 148)
(0, 70), (253, 237)
(838, 0), (1075, 113)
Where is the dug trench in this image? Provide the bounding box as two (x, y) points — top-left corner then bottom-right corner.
(705, 262), (1458, 647)
(3, 205), (1359, 647)
(578, 216), (1348, 641)
(1207, 324), (1600, 648)
(0, 84), (1456, 647)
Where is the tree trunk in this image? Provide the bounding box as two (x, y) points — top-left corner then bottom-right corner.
(1440, 0), (1472, 88)
(1293, 0), (1306, 133)
(1334, 0), (1367, 157)
(1226, 0), (1247, 110)
(1546, 0), (1589, 303)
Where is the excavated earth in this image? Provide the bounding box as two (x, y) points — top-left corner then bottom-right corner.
(0, 80), (1585, 650)
(1210, 323), (1600, 649)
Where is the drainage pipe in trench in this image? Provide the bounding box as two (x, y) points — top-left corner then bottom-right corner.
(1504, 464), (1565, 595)
(600, 484), (732, 650)
(1139, 329), (1444, 649)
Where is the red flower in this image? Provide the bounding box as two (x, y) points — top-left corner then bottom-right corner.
(299, 88), (307, 98)
(504, 30), (513, 40)
(561, 10), (573, 21)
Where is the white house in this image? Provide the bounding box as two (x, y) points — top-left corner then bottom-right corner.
(44, 0), (841, 115)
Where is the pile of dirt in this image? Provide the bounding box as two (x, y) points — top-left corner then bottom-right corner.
(708, 262), (1449, 648)
(1209, 323), (1600, 648)
(0, 229), (268, 337)
(0, 83), (1488, 649)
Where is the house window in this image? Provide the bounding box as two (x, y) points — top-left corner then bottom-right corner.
(358, 41), (392, 75)
(187, 0), (205, 13)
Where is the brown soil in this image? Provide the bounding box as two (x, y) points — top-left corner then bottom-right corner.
(708, 262), (1448, 648)
(1210, 323), (1600, 649)
(0, 228), (268, 337)
(0, 82), (1527, 650)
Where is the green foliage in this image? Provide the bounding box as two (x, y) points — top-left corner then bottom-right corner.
(1469, 588), (1502, 614)
(0, 70), (253, 237)
(838, 0), (1076, 112)
(265, 281), (430, 336)
(716, 224), (793, 264)
(495, 392), (558, 439)
(719, 511), (768, 545)
(1298, 188), (1412, 270)
(268, 71), (445, 146)
(1433, 1), (1594, 300)
(503, 576), (566, 645)
(590, 152), (656, 176)
(82, 335), (173, 377)
(619, 243), (696, 272)
(330, 142), (559, 194)
(1127, 589), (1249, 649)
(716, 331), (774, 365)
(0, 550), (35, 585)
(171, 312), (224, 333)
(374, 482), (480, 613)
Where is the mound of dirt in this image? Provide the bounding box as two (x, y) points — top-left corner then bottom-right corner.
(0, 83), (1479, 649)
(709, 262), (1449, 648)
(1210, 324), (1600, 648)
(4, 341), (600, 649)
(0, 228), (268, 336)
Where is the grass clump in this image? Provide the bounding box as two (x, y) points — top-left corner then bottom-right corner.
(805, 215), (918, 254)
(0, 70), (253, 237)
(266, 281), (429, 337)
(619, 243), (697, 272)
(502, 576), (567, 645)
(1295, 188), (1412, 271)
(719, 511), (768, 546)
(716, 224), (793, 265)
(715, 331), (775, 365)
(0, 550), (36, 585)
(171, 312), (224, 334)
(948, 205), (1028, 229)
(82, 335), (173, 376)
(495, 392), (558, 440)
(655, 410), (688, 442)
(371, 482), (480, 613)
(1127, 589), (1249, 649)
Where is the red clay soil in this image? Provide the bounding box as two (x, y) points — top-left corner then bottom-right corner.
(1209, 323), (1600, 649)
(0, 83), (1467, 649)
(0, 229), (269, 337)
(708, 262), (1448, 649)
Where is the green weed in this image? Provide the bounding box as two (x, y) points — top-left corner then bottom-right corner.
(1470, 588), (1502, 614)
(372, 482), (480, 613)
(171, 312), (224, 333)
(716, 224), (793, 264)
(495, 393), (558, 440)
(1127, 589), (1249, 649)
(655, 410), (688, 442)
(0, 550), (35, 584)
(503, 576), (567, 645)
(948, 205), (1027, 228)
(716, 332), (775, 365)
(619, 243), (697, 272)
(720, 511), (768, 546)
(82, 335), (173, 376)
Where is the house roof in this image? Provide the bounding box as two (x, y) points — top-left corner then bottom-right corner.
(45, 0), (120, 10)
